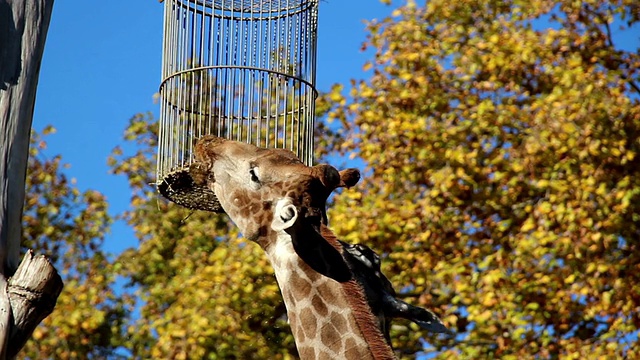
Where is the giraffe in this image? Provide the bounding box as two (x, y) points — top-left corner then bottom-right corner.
(191, 135), (450, 359)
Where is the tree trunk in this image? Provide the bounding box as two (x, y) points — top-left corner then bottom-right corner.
(0, 1), (61, 359)
(6, 251), (62, 358)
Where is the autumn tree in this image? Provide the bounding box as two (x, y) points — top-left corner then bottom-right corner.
(20, 127), (129, 359)
(321, 0), (640, 358)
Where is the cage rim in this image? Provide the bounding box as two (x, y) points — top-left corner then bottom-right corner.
(159, 65), (319, 99)
(159, 106), (315, 120)
(171, 0), (317, 18)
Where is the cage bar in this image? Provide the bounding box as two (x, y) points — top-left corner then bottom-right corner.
(156, 0), (319, 211)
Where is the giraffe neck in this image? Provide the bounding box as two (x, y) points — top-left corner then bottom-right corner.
(264, 228), (396, 360)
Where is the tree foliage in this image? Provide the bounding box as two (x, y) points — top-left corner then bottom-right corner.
(20, 126), (128, 359)
(321, 0), (640, 358)
(20, 0), (640, 358)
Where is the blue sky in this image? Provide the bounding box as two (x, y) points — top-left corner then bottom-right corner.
(32, 0), (396, 255)
(30, 1), (640, 258)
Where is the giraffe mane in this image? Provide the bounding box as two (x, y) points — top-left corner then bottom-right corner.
(319, 225), (397, 360)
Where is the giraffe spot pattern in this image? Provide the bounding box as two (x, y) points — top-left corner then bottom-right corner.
(320, 321), (343, 350)
(311, 294), (328, 316)
(299, 347), (315, 359)
(344, 337), (365, 359)
(290, 270), (313, 298)
(299, 307), (317, 336)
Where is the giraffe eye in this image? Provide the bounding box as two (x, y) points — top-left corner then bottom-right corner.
(249, 168), (260, 183)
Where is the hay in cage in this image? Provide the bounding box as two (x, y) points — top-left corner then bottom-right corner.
(156, 0), (319, 212)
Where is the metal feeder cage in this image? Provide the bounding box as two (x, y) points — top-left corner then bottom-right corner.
(156, 0), (319, 212)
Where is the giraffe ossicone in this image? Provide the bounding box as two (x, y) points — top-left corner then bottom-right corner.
(192, 135), (450, 359)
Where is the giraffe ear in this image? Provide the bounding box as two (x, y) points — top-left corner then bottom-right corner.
(313, 164), (341, 189)
(272, 199), (299, 231)
(312, 165), (361, 191)
(338, 168), (360, 188)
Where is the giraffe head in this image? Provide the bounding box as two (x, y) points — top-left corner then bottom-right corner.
(192, 135), (359, 254)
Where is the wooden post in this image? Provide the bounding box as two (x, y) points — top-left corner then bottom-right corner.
(0, 1), (62, 359)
